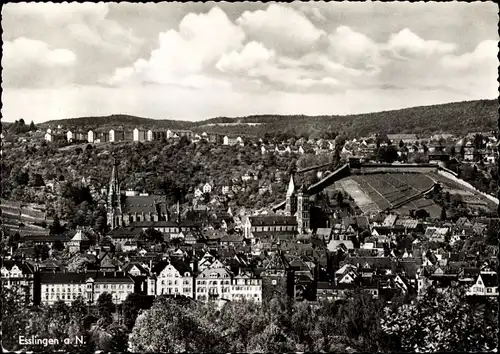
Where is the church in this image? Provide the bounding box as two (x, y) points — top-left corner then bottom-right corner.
(107, 159), (168, 229)
(284, 174), (310, 235)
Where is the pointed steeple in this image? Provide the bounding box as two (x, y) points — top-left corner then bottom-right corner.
(286, 174), (295, 197)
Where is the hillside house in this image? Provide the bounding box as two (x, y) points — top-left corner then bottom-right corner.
(203, 182), (213, 194)
(466, 271), (498, 297)
(133, 128), (147, 142)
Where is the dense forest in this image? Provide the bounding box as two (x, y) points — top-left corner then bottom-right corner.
(37, 99), (498, 139)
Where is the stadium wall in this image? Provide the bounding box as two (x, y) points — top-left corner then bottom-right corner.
(437, 170), (499, 205)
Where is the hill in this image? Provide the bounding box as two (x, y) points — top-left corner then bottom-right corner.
(40, 114), (195, 131)
(40, 99), (498, 138)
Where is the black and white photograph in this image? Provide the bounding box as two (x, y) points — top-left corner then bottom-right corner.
(1, 2), (499, 353)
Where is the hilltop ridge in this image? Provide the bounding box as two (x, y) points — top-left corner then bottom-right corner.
(39, 99), (498, 138)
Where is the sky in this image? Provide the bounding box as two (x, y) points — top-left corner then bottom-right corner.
(1, 2), (499, 123)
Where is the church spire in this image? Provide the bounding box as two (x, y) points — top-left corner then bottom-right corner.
(286, 174), (295, 197)
(107, 155), (122, 229)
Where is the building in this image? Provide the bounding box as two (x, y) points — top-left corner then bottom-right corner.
(195, 260), (234, 302)
(243, 215), (298, 239)
(466, 271), (498, 297)
(106, 158), (168, 229)
(1, 260), (36, 304)
(39, 271), (135, 306)
(133, 128), (147, 142)
(284, 175), (310, 235)
(148, 260), (194, 298)
(67, 229), (90, 254)
(203, 182), (213, 194)
(231, 270), (262, 302)
(44, 129), (52, 142)
(261, 250), (294, 303)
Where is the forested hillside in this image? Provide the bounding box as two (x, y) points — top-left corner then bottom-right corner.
(38, 99), (498, 139)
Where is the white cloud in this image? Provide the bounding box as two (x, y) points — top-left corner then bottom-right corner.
(440, 40), (498, 70)
(108, 7), (244, 87)
(236, 4), (325, 56)
(2, 37), (76, 69)
(387, 28), (457, 58)
(3, 3), (109, 24)
(216, 41), (275, 74)
(327, 26), (383, 70)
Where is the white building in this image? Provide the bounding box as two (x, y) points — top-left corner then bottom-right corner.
(231, 271), (262, 303)
(40, 271), (134, 305)
(109, 129), (115, 142)
(44, 129), (52, 142)
(148, 260), (194, 297)
(195, 262), (233, 302)
(67, 130), (73, 142)
(466, 272), (498, 297)
(203, 183), (212, 194)
(194, 188), (203, 198)
(88, 130), (94, 143)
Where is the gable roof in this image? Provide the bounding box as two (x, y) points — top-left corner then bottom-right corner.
(123, 196), (157, 214)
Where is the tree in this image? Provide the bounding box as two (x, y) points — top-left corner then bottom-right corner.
(1, 287), (32, 351)
(29, 121), (36, 131)
(415, 209), (430, 219)
(144, 227), (164, 244)
(440, 206), (447, 221)
(129, 297), (220, 352)
(49, 214), (64, 235)
(97, 292), (115, 327)
(380, 285), (498, 352)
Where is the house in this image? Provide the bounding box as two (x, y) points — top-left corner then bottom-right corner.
(221, 185), (231, 195)
(231, 270), (262, 302)
(67, 229), (90, 254)
(88, 130), (94, 143)
(203, 182), (212, 194)
(1, 260), (36, 304)
(148, 260), (194, 298)
(195, 262), (234, 302)
(44, 129), (52, 142)
(387, 134), (418, 144)
(424, 227), (449, 242)
(466, 271), (498, 297)
(106, 227), (144, 247)
(223, 136), (238, 146)
(194, 188), (203, 199)
(133, 128), (147, 142)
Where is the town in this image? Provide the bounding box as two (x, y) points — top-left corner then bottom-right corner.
(1, 118), (499, 352)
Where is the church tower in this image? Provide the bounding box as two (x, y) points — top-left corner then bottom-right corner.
(297, 185), (310, 235)
(107, 157), (122, 229)
(285, 174), (297, 216)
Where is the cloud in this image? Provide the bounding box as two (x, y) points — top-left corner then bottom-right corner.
(216, 41), (275, 74)
(2, 37), (76, 68)
(327, 26), (383, 70)
(236, 4), (325, 56)
(387, 28), (457, 58)
(2, 37), (77, 87)
(440, 40), (498, 70)
(108, 7), (244, 87)
(3, 3), (109, 24)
